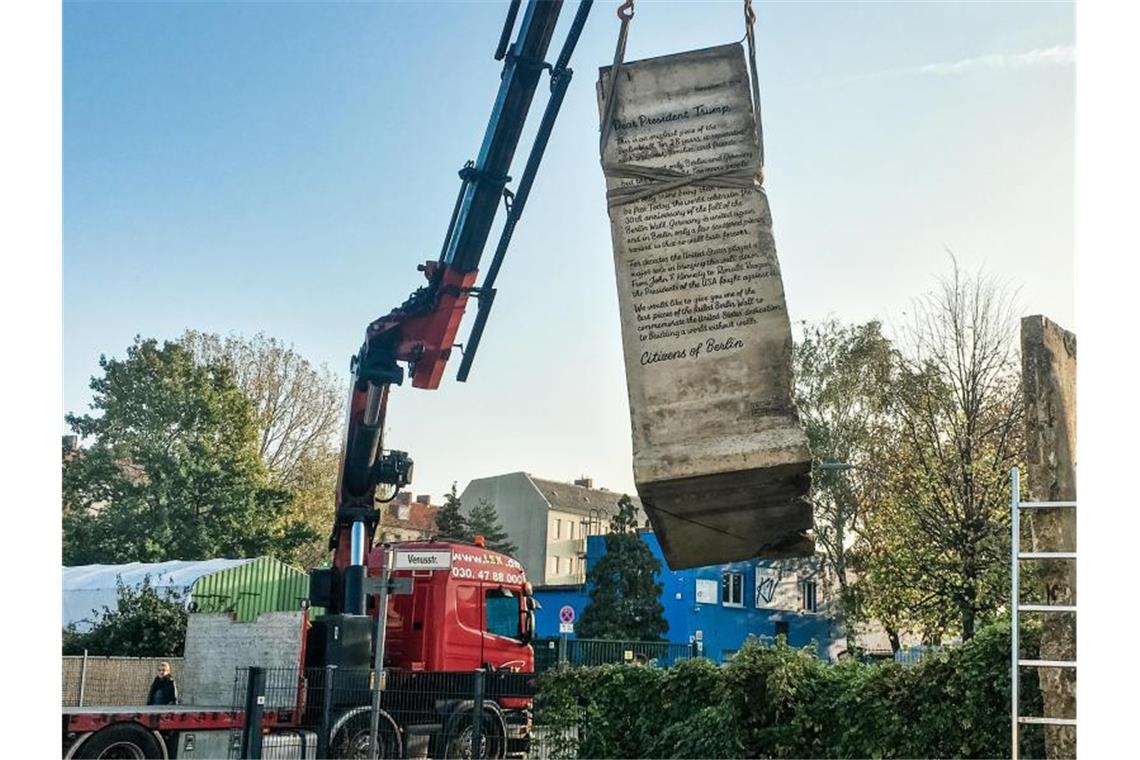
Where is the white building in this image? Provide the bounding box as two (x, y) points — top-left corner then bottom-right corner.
(459, 473), (646, 586)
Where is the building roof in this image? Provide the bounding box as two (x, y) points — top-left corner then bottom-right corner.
(527, 475), (644, 518)
(383, 500), (439, 535)
(62, 558), (259, 629)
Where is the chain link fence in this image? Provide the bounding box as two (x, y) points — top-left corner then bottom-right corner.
(62, 655), (185, 707)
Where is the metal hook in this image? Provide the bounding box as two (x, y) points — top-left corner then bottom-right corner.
(617, 0), (634, 22)
(745, 0), (756, 27)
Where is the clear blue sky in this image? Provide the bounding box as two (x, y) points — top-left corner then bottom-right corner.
(64, 0), (1074, 502)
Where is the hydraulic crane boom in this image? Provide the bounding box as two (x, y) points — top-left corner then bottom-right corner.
(321, 0), (594, 616)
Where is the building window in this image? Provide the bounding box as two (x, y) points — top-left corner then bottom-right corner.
(568, 521), (575, 540)
(801, 579), (818, 613)
(775, 620), (789, 639)
(554, 519), (561, 539)
(722, 572), (744, 607)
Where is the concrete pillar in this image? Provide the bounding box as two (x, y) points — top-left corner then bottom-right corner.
(1020, 315), (1076, 758)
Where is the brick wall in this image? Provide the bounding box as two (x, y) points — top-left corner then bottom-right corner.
(61, 656), (185, 707)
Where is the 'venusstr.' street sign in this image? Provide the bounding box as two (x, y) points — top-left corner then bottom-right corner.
(393, 549), (453, 571)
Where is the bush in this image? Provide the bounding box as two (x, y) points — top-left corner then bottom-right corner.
(535, 620), (1044, 759)
(62, 575), (188, 657)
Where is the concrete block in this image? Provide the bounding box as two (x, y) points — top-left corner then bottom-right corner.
(180, 611), (306, 708)
(597, 44), (812, 568)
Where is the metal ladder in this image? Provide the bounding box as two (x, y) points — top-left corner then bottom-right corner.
(1010, 465), (1077, 759)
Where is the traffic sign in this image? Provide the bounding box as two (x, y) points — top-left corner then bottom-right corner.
(363, 576), (413, 596)
(559, 605), (575, 624)
(559, 622), (574, 634)
(393, 549), (452, 571)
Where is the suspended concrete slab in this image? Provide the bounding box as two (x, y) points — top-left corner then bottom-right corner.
(597, 43), (813, 569)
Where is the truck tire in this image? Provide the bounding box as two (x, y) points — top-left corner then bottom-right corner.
(74, 723), (163, 759)
(331, 711), (401, 759)
(443, 710), (506, 760)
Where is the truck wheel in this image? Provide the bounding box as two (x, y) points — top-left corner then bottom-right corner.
(331, 712), (401, 759)
(443, 713), (505, 760)
(74, 723), (162, 759)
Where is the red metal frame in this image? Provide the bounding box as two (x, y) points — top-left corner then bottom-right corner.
(64, 709), (288, 734)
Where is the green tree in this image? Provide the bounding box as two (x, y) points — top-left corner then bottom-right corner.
(466, 497), (517, 555)
(180, 330), (343, 567)
(63, 337), (316, 565)
(577, 495), (667, 641)
(793, 319), (893, 652)
(863, 260), (1023, 641)
(63, 575), (188, 656)
(434, 482), (470, 541)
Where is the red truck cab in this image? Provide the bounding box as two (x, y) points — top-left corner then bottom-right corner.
(373, 540), (536, 674)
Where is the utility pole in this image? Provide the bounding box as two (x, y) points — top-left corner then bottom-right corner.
(368, 545), (394, 760)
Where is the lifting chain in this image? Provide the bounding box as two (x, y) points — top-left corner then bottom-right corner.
(743, 0), (765, 171)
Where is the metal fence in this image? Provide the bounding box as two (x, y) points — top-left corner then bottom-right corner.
(533, 637), (695, 672)
(62, 654), (185, 707)
(893, 644), (956, 666)
(228, 666), (574, 759)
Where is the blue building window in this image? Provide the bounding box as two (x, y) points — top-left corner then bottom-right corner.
(722, 572), (744, 607)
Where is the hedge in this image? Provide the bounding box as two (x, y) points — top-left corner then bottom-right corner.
(535, 621), (1045, 759)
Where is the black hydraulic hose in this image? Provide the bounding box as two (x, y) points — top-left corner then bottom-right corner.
(457, 2), (594, 382)
(444, 0), (564, 274)
(555, 0), (593, 73)
(495, 0), (523, 61)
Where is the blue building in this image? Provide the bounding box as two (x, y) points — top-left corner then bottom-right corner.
(533, 531), (842, 662)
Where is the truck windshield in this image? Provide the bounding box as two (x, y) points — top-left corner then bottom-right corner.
(485, 592), (520, 640)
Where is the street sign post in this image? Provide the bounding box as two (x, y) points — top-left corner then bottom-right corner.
(368, 546), (394, 760)
(558, 605), (575, 660)
(363, 576), (413, 596)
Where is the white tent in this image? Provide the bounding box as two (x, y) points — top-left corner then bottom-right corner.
(62, 559), (257, 631)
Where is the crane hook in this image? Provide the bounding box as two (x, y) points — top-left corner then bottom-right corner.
(617, 0), (634, 22)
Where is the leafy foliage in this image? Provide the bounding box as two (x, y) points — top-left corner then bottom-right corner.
(434, 482), (470, 541)
(465, 498), (517, 556)
(793, 319), (893, 650)
(180, 330), (343, 567)
(862, 261), (1023, 640)
(63, 337), (317, 564)
(63, 575), (188, 657)
(576, 496), (667, 641)
(536, 620), (1044, 759)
